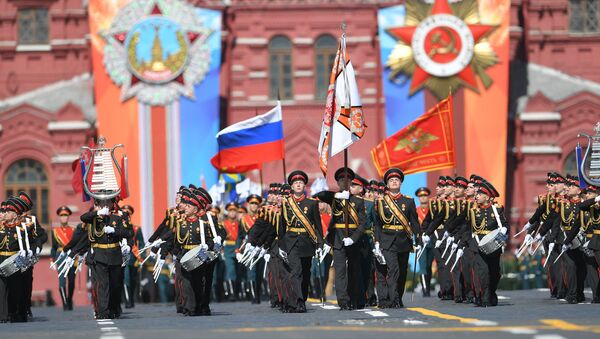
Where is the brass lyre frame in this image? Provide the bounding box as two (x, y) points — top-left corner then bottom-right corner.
(578, 122), (600, 187)
(81, 143), (126, 200)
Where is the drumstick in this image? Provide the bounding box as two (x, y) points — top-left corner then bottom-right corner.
(22, 222), (32, 255)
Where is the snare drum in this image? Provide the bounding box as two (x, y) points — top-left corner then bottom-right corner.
(478, 228), (507, 255)
(0, 254), (22, 277)
(570, 233), (585, 250)
(181, 246), (203, 272)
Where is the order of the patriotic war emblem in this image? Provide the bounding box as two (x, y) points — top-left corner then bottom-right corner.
(385, 0), (499, 99)
(101, 0), (212, 106)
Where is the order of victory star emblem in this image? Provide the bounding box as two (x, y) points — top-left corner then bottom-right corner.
(386, 0), (499, 99)
(101, 0), (212, 105)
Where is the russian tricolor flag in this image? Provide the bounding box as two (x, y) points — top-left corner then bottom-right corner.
(211, 102), (285, 173)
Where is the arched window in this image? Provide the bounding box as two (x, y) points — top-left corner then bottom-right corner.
(569, 0), (599, 33)
(269, 35), (293, 100)
(314, 35), (338, 100)
(4, 159), (49, 224)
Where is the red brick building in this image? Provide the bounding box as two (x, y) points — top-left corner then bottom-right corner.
(1, 0), (600, 300)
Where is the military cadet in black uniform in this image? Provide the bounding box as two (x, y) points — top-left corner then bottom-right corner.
(72, 197), (133, 319)
(575, 185), (600, 302)
(279, 170), (325, 312)
(373, 168), (420, 308)
(550, 175), (586, 304)
(421, 177), (454, 300)
(466, 180), (508, 307)
(315, 168), (368, 310)
(415, 187), (433, 297)
(51, 206), (77, 311)
(121, 205), (144, 309)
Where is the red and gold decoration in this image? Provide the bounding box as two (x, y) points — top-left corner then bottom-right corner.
(385, 0), (499, 99)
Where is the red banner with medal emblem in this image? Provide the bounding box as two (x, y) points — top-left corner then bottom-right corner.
(371, 96), (455, 176)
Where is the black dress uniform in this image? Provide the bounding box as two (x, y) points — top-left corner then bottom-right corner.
(373, 168), (420, 308)
(279, 171), (324, 312)
(78, 205), (133, 319)
(465, 181), (507, 307)
(576, 193), (600, 302)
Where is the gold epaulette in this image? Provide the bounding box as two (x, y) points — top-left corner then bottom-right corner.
(404, 195), (413, 199)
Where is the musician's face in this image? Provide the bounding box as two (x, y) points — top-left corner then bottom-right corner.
(337, 178), (350, 191)
(454, 186), (465, 197)
(475, 192), (490, 205)
(466, 183), (476, 197)
(435, 185), (444, 196)
(5, 211), (16, 220)
(350, 184), (363, 195)
(175, 194), (181, 204)
(546, 183), (554, 193)
(292, 180), (305, 195)
(248, 202), (259, 213)
(182, 203), (197, 215)
(387, 177), (401, 191)
(586, 191), (598, 200)
(444, 185), (454, 195)
(568, 185), (581, 197)
(364, 190), (374, 200)
(267, 194), (274, 203)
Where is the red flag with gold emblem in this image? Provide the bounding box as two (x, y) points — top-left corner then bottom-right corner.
(371, 96), (455, 176)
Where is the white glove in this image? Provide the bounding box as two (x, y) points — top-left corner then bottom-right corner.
(435, 240), (443, 248)
(422, 235), (430, 245)
(334, 190), (350, 200)
(414, 244), (422, 253)
(19, 250), (27, 258)
(451, 243), (458, 251)
(36, 247), (41, 256)
(213, 237), (223, 252)
(375, 242), (381, 251)
(524, 234), (533, 244)
(548, 242), (555, 253)
(236, 252), (244, 262)
(264, 253), (270, 263)
(322, 243), (331, 255)
(244, 244), (254, 255)
(595, 195), (600, 202)
(456, 248), (464, 258)
(278, 248), (288, 260)
(103, 226), (115, 234)
(562, 243), (571, 251)
(446, 236), (454, 245)
(315, 248), (322, 258)
(152, 239), (163, 248)
(443, 231), (449, 239)
(121, 244), (131, 254)
(500, 227), (507, 235)
(200, 244), (209, 251)
(213, 236), (222, 245)
(523, 222), (532, 230)
(26, 249), (33, 258)
(342, 238), (354, 247)
(534, 233), (542, 242)
(50, 261), (57, 271)
(97, 207), (110, 216)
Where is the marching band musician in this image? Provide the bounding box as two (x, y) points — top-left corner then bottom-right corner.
(239, 194), (265, 304)
(51, 206), (76, 311)
(421, 177), (454, 300)
(158, 188), (225, 316)
(0, 197), (37, 322)
(314, 167), (368, 310)
(574, 185), (600, 303)
(69, 197), (133, 319)
(121, 205), (144, 309)
(373, 168), (421, 308)
(279, 170), (326, 313)
(464, 180), (507, 307)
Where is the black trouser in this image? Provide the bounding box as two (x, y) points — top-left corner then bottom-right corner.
(584, 250), (600, 301)
(0, 272), (27, 322)
(287, 248), (312, 306)
(382, 250), (409, 307)
(201, 261), (216, 311)
(562, 249), (586, 302)
(432, 235), (453, 298)
(333, 245), (365, 308)
(23, 267), (33, 315)
(546, 243), (565, 297)
(91, 262), (123, 318)
(58, 266), (76, 309)
(461, 250), (475, 300)
(447, 250), (465, 300)
(472, 249), (501, 305)
(360, 248), (376, 305)
(123, 265), (138, 307)
(374, 259), (390, 306)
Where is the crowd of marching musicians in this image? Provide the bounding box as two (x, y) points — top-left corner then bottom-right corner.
(4, 168), (597, 322)
(518, 172), (600, 304)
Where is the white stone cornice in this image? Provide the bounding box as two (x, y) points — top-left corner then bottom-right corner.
(48, 120), (92, 131)
(520, 145), (562, 154)
(51, 153), (80, 164)
(519, 112), (561, 121)
(236, 37), (268, 46)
